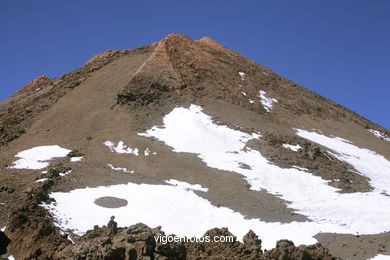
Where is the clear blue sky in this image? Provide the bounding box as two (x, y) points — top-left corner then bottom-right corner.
(1, 1), (389, 129)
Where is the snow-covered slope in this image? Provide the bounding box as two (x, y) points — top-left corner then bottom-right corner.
(1, 34), (389, 260)
(39, 104), (390, 250)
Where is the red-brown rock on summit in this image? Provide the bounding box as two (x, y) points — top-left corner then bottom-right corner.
(12, 75), (51, 97)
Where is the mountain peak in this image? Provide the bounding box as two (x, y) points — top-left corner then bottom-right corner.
(12, 74), (51, 97)
(158, 34), (225, 51)
(197, 36), (226, 49)
(1, 34), (390, 260)
(162, 33), (192, 41)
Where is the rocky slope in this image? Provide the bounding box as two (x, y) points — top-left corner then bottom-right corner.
(1, 34), (389, 259)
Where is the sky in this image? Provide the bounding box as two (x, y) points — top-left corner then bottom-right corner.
(0, 1), (389, 129)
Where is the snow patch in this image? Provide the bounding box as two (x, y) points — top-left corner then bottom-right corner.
(104, 141), (139, 156)
(258, 90), (278, 112)
(8, 256), (15, 260)
(107, 164), (134, 174)
(59, 170), (72, 177)
(70, 156), (83, 162)
(282, 144), (301, 152)
(36, 178), (48, 183)
(1, 226), (5, 232)
(238, 72), (245, 80)
(144, 148), (150, 156)
(9, 145), (71, 170)
(249, 99), (255, 104)
(296, 129), (390, 194)
(368, 255), (390, 260)
(241, 91), (247, 96)
(369, 129), (390, 142)
(165, 179), (208, 192)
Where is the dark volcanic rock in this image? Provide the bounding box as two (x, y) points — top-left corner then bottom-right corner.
(50, 217), (336, 260)
(261, 239), (336, 260)
(0, 231), (10, 255)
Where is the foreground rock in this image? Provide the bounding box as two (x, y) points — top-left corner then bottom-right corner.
(1, 171), (337, 259)
(51, 217), (336, 260)
(0, 231), (10, 255)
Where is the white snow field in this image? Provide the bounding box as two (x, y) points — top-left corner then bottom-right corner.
(42, 105), (390, 249)
(369, 255), (390, 260)
(9, 145), (71, 169)
(296, 129), (390, 194)
(42, 180), (340, 249)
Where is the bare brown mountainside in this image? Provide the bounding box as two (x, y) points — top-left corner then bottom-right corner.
(0, 34), (389, 260)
